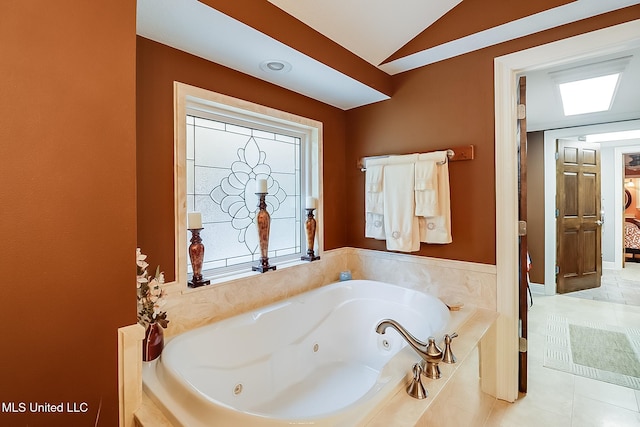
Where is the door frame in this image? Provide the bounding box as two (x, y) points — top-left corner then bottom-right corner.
(493, 19), (640, 402)
(542, 124), (640, 296)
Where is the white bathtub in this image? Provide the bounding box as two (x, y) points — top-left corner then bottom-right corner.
(142, 279), (451, 426)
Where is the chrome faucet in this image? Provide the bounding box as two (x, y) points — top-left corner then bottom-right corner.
(376, 319), (444, 378)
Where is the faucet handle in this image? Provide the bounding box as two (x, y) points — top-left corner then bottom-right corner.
(406, 363), (428, 399)
(425, 336), (442, 359)
(442, 332), (458, 364)
(422, 337), (443, 379)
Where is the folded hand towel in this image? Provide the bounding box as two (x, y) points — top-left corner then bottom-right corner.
(365, 164), (384, 215)
(365, 160), (386, 239)
(417, 152), (452, 244)
(366, 212), (386, 239)
(414, 160), (437, 217)
(383, 161), (420, 252)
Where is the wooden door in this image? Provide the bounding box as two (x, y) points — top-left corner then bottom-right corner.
(556, 139), (602, 293)
(517, 76), (528, 394)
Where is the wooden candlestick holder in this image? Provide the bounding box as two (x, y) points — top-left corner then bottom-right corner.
(253, 193), (276, 273)
(301, 208), (320, 261)
(187, 228), (210, 288)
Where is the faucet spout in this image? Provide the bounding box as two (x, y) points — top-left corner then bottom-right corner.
(376, 319), (430, 362)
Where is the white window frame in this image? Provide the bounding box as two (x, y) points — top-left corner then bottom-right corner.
(172, 82), (323, 289)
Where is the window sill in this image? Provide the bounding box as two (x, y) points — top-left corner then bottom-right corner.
(177, 257), (320, 295)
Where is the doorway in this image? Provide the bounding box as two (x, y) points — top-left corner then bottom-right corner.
(493, 19), (640, 401)
(539, 124), (640, 296)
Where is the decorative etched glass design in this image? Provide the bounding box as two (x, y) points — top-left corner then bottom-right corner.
(186, 115), (301, 273)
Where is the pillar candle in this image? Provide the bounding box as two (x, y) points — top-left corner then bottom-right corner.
(305, 197), (317, 209)
(256, 179), (268, 193)
(188, 212), (202, 229)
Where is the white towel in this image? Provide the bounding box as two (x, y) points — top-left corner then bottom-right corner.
(365, 163), (384, 215)
(365, 160), (386, 239)
(418, 152), (452, 244)
(383, 160), (420, 252)
(414, 160), (438, 217)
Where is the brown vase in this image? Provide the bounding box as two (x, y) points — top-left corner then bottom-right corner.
(188, 228), (210, 288)
(301, 208), (320, 261)
(252, 193), (276, 272)
(143, 322), (164, 362)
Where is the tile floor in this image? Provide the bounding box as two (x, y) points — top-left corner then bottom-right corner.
(566, 263), (640, 306)
(483, 266), (640, 427)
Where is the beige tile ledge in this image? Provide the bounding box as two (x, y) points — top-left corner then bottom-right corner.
(135, 392), (173, 427)
(156, 247), (495, 339)
(363, 306), (499, 427)
(352, 247), (497, 274)
(349, 249), (498, 311)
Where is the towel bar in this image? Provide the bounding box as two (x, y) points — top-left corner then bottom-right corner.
(358, 145), (474, 172)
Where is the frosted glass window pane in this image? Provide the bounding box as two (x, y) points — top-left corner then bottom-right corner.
(194, 127), (248, 168)
(194, 195), (225, 224)
(270, 218), (296, 248)
(275, 247), (296, 257)
(253, 129), (275, 140)
(276, 134), (296, 143)
(186, 160), (195, 195)
(186, 195), (195, 213)
(256, 138), (296, 173)
(186, 124), (195, 161)
(194, 166), (230, 196)
(273, 173), (297, 197)
(186, 114), (302, 275)
(194, 117), (224, 130)
(226, 123), (252, 136)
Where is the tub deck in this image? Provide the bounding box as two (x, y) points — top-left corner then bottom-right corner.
(364, 306), (498, 426)
(135, 304), (497, 427)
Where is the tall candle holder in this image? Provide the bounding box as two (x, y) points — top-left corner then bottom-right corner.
(301, 208), (320, 261)
(187, 228), (210, 288)
(253, 192), (276, 273)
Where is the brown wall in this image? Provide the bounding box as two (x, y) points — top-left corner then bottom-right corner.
(136, 37), (349, 281)
(345, 7), (640, 265)
(346, 50), (496, 264)
(527, 132), (545, 284)
(0, 1), (137, 426)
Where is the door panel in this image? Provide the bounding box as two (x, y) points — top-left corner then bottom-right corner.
(556, 139), (602, 294)
(564, 172), (578, 215)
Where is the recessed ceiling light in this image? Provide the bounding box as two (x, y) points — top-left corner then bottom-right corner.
(259, 60), (292, 73)
(585, 129), (640, 143)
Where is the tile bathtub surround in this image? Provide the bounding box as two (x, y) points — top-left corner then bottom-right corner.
(160, 249), (350, 339)
(160, 247), (497, 338)
(131, 248), (498, 426)
(350, 248), (497, 311)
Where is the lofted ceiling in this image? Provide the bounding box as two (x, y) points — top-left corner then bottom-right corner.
(137, 0), (640, 127)
(266, 0), (464, 67)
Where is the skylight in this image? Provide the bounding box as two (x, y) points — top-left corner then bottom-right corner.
(558, 73), (620, 116)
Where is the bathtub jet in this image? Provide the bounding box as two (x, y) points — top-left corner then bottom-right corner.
(142, 280), (450, 426)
